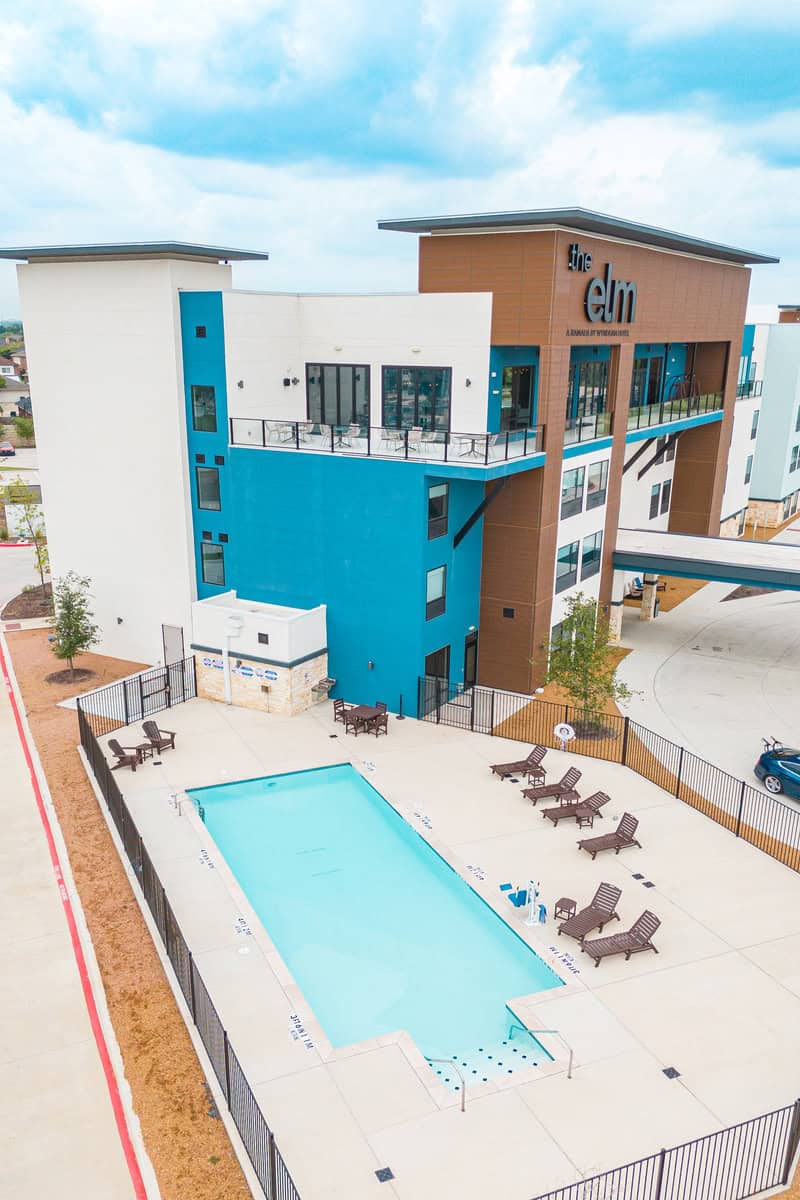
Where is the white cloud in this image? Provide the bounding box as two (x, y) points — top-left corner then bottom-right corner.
(591, 0), (799, 41)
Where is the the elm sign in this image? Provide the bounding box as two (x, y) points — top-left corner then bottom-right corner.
(568, 243), (637, 324)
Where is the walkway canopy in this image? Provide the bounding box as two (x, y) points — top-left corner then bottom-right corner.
(613, 528), (800, 592)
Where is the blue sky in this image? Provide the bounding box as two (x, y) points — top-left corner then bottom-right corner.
(0, 0), (798, 312)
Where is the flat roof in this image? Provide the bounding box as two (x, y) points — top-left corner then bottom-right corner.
(614, 527), (800, 590)
(0, 241), (269, 263)
(377, 207), (778, 266)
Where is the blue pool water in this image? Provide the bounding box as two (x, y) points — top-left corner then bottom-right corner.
(192, 764), (562, 1084)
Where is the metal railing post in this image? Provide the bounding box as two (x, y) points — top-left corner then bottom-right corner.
(188, 952), (197, 1020)
(366, 425), (371, 456)
(490, 688), (496, 734)
(268, 1131), (278, 1199)
(330, 424), (335, 453)
(621, 716), (629, 765)
(294, 421), (300, 449)
(781, 1097), (800, 1184)
(675, 746), (684, 798)
(654, 1147), (667, 1200)
(223, 1031), (232, 1105)
(735, 779), (746, 838)
(261, 420), (266, 448)
(404, 429), (409, 460)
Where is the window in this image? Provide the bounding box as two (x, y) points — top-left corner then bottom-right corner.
(195, 325), (206, 338)
(500, 364), (536, 431)
(791, 446), (800, 473)
(191, 385), (217, 433)
(795, 407), (800, 433)
(258, 632), (269, 645)
(201, 542), (225, 586)
(561, 466), (585, 519)
(581, 531), (603, 580)
(550, 621), (565, 650)
(214, 454), (225, 465)
(555, 540), (579, 592)
(737, 508), (747, 536)
(196, 466), (221, 511)
(382, 366), (451, 432)
(660, 479), (671, 514)
(586, 459), (609, 509)
(744, 455), (753, 485)
(426, 566), (446, 619)
(428, 483), (449, 539)
(649, 484), (660, 520)
(750, 410), (759, 440)
(568, 359), (609, 420)
(655, 436), (676, 463)
(306, 363), (370, 428)
(218, 532), (228, 543)
(202, 530), (212, 540)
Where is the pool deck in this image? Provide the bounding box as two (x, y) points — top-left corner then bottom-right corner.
(96, 698), (800, 1200)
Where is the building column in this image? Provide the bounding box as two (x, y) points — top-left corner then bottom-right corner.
(607, 569), (626, 643)
(639, 575), (660, 621)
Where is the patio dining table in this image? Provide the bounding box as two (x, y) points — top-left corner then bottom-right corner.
(346, 704), (382, 735)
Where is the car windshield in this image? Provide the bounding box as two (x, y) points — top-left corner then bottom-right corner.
(771, 749), (800, 761)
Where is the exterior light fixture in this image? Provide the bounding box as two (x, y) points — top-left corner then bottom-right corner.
(465, 378), (472, 387)
(291, 377), (299, 385)
(237, 380), (245, 389)
(368, 660), (375, 670)
(411, 347), (421, 353)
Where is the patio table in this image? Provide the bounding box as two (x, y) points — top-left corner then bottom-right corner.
(347, 704), (382, 735)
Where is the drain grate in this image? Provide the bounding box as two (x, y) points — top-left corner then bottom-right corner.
(375, 1167), (395, 1182)
(663, 1066), (681, 1079)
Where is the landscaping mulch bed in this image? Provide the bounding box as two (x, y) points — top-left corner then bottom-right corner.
(6, 629), (250, 1200)
(1, 582), (53, 619)
(44, 666), (95, 684)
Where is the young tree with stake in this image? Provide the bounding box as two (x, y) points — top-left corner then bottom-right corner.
(543, 592), (632, 731)
(51, 572), (100, 678)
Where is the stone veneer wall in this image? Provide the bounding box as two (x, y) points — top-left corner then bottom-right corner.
(719, 512), (744, 539)
(746, 498), (785, 529)
(194, 652), (329, 716)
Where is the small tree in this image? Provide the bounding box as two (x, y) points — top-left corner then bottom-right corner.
(6, 474), (48, 592)
(52, 572), (100, 677)
(15, 416), (33, 442)
(542, 592), (632, 730)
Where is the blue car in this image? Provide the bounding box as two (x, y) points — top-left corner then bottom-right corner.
(754, 739), (800, 798)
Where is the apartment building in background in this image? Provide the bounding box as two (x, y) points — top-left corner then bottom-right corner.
(6, 210), (776, 708)
(744, 306), (800, 528)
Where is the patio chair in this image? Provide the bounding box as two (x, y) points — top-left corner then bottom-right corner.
(373, 710), (389, 737)
(558, 882), (622, 944)
(407, 426), (424, 453)
(379, 427), (404, 453)
(542, 791), (610, 827)
(108, 738), (140, 771)
(523, 766), (581, 805)
(490, 745), (546, 784)
(577, 813), (641, 860)
(332, 698), (352, 724)
(142, 721), (176, 753)
(582, 910), (661, 968)
(375, 701), (387, 714)
(343, 708), (362, 736)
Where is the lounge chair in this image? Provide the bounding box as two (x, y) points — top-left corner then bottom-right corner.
(108, 738), (139, 771)
(582, 910), (661, 967)
(578, 813), (641, 859)
(523, 766), (581, 805)
(542, 791), (610, 827)
(490, 745), (546, 784)
(142, 720), (176, 753)
(558, 882), (621, 944)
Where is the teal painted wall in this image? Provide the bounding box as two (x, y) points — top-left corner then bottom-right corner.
(487, 346), (539, 432)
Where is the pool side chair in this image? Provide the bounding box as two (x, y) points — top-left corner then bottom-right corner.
(108, 738), (139, 771)
(577, 813), (641, 860)
(558, 882), (622, 944)
(142, 721), (176, 753)
(523, 766), (581, 805)
(490, 745), (547, 783)
(542, 791), (610, 827)
(332, 697), (351, 724)
(581, 910), (661, 968)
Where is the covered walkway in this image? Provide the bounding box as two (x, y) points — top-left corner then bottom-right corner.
(614, 527), (800, 591)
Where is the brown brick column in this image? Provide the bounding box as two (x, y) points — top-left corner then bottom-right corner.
(599, 342), (634, 608)
(669, 342), (736, 535)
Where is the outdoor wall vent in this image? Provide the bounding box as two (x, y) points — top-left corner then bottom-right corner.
(195, 325), (206, 338)
(258, 632), (269, 645)
(261, 684), (270, 694)
(503, 607), (515, 619)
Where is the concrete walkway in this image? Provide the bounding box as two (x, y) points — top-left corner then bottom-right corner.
(0, 637), (154, 1199)
(617, 521), (800, 793)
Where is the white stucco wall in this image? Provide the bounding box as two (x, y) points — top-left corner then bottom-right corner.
(222, 290), (493, 433)
(191, 591), (326, 665)
(19, 255), (232, 666)
(750, 324), (800, 503)
(721, 396), (759, 527)
(550, 444), (612, 628)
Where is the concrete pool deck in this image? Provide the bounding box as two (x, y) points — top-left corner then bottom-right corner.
(95, 698), (800, 1200)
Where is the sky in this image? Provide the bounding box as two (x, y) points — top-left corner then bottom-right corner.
(0, 0), (798, 315)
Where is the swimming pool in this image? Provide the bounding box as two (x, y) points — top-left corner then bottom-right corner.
(191, 764), (562, 1086)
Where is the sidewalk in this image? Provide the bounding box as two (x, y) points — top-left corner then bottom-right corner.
(0, 637), (152, 1199)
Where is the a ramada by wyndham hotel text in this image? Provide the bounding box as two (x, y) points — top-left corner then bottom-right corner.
(8, 209), (777, 712)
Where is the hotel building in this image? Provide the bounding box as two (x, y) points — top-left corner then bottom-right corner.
(8, 210), (776, 709)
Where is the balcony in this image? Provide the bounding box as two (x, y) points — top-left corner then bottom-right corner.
(229, 419), (545, 467)
(563, 410), (613, 447)
(627, 391), (723, 432)
(736, 380), (763, 399)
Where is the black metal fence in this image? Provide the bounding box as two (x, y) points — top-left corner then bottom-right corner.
(418, 678), (800, 874)
(77, 657), (198, 739)
(77, 697), (300, 1200)
(529, 1100), (800, 1200)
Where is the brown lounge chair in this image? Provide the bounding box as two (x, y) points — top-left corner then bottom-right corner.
(490, 744), (546, 783)
(558, 882), (622, 944)
(142, 720), (176, 753)
(523, 766), (581, 806)
(542, 791), (610, 827)
(582, 910), (661, 968)
(578, 813), (641, 860)
(108, 738), (139, 771)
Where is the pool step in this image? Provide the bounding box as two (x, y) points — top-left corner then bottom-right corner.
(427, 1038), (542, 1091)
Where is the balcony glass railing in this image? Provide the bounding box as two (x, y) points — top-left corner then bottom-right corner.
(736, 380), (763, 399)
(626, 392), (723, 432)
(229, 419), (545, 466)
(563, 410), (613, 446)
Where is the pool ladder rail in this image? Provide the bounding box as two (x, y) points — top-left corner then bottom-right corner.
(426, 1058), (466, 1111)
(169, 792), (206, 823)
(509, 1022), (574, 1079)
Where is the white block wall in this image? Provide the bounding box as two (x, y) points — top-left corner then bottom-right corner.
(721, 396), (760, 530)
(551, 444), (612, 629)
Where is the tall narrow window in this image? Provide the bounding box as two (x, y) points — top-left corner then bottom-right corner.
(660, 479), (672, 514)
(750, 410), (760, 439)
(560, 466), (585, 518)
(555, 541), (579, 592)
(744, 455), (753, 484)
(196, 466), (221, 511)
(306, 364), (370, 428)
(382, 367), (451, 432)
(426, 566), (446, 619)
(200, 542), (225, 586)
(649, 484), (660, 520)
(581, 531), (603, 580)
(191, 385), (217, 433)
(428, 483), (449, 539)
(791, 446), (799, 473)
(586, 459), (609, 509)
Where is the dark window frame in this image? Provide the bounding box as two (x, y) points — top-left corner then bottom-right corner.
(500, 363), (536, 431)
(555, 540), (579, 593)
(568, 358), (609, 421)
(750, 410), (759, 440)
(191, 384), (217, 433)
(428, 482), (449, 539)
(195, 325), (207, 338)
(560, 465), (585, 519)
(306, 363), (370, 428)
(195, 465), (221, 511)
(200, 541), (225, 586)
(258, 632), (269, 645)
(382, 365), (452, 433)
(649, 483), (660, 520)
(744, 455), (753, 485)
(660, 479), (672, 514)
(586, 458), (609, 509)
(425, 564), (447, 620)
(580, 531), (603, 580)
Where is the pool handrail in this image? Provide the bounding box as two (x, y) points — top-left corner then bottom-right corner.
(509, 1022), (574, 1079)
(426, 1056), (466, 1111)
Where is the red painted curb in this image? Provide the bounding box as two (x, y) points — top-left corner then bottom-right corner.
(0, 640), (149, 1200)
(0, 541), (35, 547)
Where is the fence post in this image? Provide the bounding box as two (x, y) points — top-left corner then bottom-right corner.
(782, 1097), (800, 1184)
(191, 654), (198, 697)
(675, 747), (684, 798)
(122, 680), (129, 727)
(735, 780), (746, 838)
(490, 689), (496, 735)
(268, 1131), (278, 1199)
(165, 666), (172, 708)
(223, 1031), (232, 1105)
(138, 673), (144, 719)
(621, 716), (629, 765)
(188, 952), (197, 1020)
(654, 1147), (667, 1200)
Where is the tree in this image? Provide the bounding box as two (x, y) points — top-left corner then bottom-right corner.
(52, 572), (100, 677)
(542, 592), (632, 730)
(14, 416), (34, 442)
(5, 474), (48, 592)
